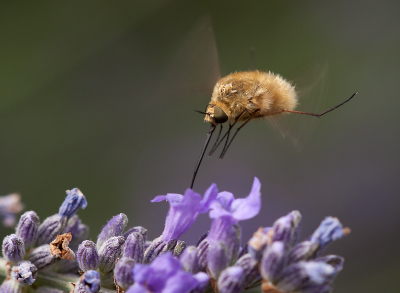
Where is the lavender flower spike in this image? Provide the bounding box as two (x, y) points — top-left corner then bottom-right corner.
(2, 234), (25, 263)
(151, 183), (218, 242)
(58, 188), (87, 220)
(12, 261), (38, 285)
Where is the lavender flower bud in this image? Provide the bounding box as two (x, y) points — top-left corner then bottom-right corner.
(15, 211), (40, 251)
(63, 215), (89, 249)
(174, 240), (186, 257)
(58, 188), (87, 220)
(28, 244), (60, 270)
(36, 214), (68, 246)
(310, 217), (350, 255)
(0, 193), (24, 228)
(123, 226), (148, 242)
(143, 236), (177, 264)
(272, 211), (302, 248)
(217, 266), (246, 293)
(98, 236), (125, 273)
(235, 253), (259, 287)
(122, 232), (144, 263)
(207, 241), (229, 280)
(11, 261), (37, 285)
(261, 241), (286, 283)
(114, 257), (135, 290)
(197, 238), (209, 270)
(276, 261), (337, 292)
(77, 240), (99, 272)
(0, 279), (22, 293)
(315, 255), (344, 272)
(74, 270), (100, 293)
(180, 246), (199, 274)
(2, 234), (25, 263)
(51, 258), (80, 274)
(248, 227), (272, 261)
(96, 213), (127, 251)
(288, 240), (319, 263)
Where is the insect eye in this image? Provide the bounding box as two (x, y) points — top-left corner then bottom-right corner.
(214, 106), (228, 123)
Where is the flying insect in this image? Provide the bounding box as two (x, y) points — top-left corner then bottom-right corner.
(190, 70), (357, 189)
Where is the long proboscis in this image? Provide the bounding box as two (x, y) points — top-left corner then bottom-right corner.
(190, 124), (216, 189)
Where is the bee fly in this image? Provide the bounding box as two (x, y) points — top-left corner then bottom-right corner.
(191, 70), (357, 189)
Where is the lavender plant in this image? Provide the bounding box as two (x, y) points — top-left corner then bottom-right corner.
(0, 178), (349, 293)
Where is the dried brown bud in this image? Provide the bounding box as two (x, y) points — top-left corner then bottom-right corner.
(49, 233), (75, 260)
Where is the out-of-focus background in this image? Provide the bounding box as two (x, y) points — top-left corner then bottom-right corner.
(0, 1), (399, 291)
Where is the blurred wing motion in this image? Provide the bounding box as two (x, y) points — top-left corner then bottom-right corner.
(157, 15), (221, 104)
(265, 62), (330, 151)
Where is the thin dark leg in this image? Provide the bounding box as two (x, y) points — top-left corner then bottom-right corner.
(208, 110), (248, 157)
(209, 124), (223, 154)
(283, 92), (358, 117)
(219, 110), (260, 159)
(190, 124), (216, 189)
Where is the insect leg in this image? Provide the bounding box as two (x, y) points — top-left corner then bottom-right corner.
(283, 92), (357, 117)
(208, 110), (248, 157)
(209, 124), (223, 153)
(219, 109), (260, 159)
(191, 124), (216, 189)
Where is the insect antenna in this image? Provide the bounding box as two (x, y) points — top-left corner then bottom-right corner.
(219, 109), (260, 159)
(194, 110), (209, 115)
(190, 124), (216, 189)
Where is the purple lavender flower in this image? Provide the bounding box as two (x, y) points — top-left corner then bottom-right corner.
(0, 193), (24, 228)
(77, 240), (99, 272)
(11, 261), (38, 285)
(2, 234), (25, 263)
(15, 211), (40, 251)
(74, 270), (100, 293)
(144, 184), (218, 263)
(58, 188), (87, 220)
(198, 177), (261, 271)
(96, 213), (127, 250)
(127, 253), (209, 293)
(258, 212), (349, 293)
(151, 183), (218, 242)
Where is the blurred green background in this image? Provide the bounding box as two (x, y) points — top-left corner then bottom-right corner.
(1, 1), (399, 292)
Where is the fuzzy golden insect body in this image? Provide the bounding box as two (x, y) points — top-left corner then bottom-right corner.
(205, 71), (297, 125)
(191, 70), (356, 189)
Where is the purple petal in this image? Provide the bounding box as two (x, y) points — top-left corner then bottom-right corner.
(198, 184), (218, 213)
(160, 189), (202, 241)
(230, 177), (261, 220)
(162, 271), (199, 293)
(216, 192), (235, 210)
(146, 253), (182, 292)
(126, 283), (150, 293)
(151, 193), (183, 203)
